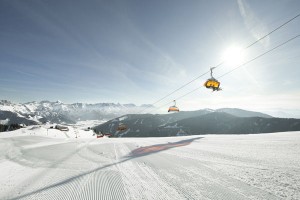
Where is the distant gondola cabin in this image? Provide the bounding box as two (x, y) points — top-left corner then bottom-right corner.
(117, 124), (127, 131)
(168, 100), (179, 112)
(168, 106), (179, 112)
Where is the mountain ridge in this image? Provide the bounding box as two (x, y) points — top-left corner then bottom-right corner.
(2, 99), (299, 137)
(0, 100), (154, 124)
(93, 109), (291, 137)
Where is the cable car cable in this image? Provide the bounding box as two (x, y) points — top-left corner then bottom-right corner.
(245, 13), (300, 49)
(146, 34), (300, 114)
(218, 34), (300, 79)
(139, 13), (300, 114)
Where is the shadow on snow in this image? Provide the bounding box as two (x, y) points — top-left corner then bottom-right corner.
(129, 137), (202, 157)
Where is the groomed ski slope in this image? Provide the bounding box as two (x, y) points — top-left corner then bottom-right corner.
(0, 128), (299, 200)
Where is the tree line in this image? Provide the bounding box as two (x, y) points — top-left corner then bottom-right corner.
(0, 124), (22, 132)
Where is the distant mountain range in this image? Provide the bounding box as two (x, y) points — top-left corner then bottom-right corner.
(94, 109), (300, 137)
(2, 100), (300, 137)
(0, 100), (153, 125)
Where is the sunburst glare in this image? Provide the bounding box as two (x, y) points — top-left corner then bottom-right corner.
(222, 46), (245, 66)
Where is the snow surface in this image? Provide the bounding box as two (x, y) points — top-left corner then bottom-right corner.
(0, 118), (10, 125)
(0, 128), (299, 200)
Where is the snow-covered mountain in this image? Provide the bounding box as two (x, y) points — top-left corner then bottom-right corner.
(0, 100), (153, 125)
(215, 108), (272, 118)
(94, 109), (284, 137)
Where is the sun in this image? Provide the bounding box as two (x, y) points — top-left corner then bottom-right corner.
(222, 46), (245, 66)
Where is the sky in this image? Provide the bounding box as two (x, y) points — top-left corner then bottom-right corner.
(0, 0), (300, 117)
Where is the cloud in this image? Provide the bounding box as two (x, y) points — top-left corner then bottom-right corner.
(13, 69), (37, 77)
(237, 0), (270, 48)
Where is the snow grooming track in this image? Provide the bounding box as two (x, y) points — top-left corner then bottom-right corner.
(129, 145), (212, 200)
(5, 139), (127, 200)
(155, 145), (282, 199)
(74, 142), (126, 200)
(1, 133), (299, 200)
(124, 136), (283, 200)
(16, 169), (85, 200)
(2, 139), (95, 200)
(114, 142), (184, 200)
(77, 170), (126, 200)
(76, 142), (116, 164)
(160, 133), (300, 199)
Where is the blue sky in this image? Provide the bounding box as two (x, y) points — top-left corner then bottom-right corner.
(0, 0), (300, 116)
